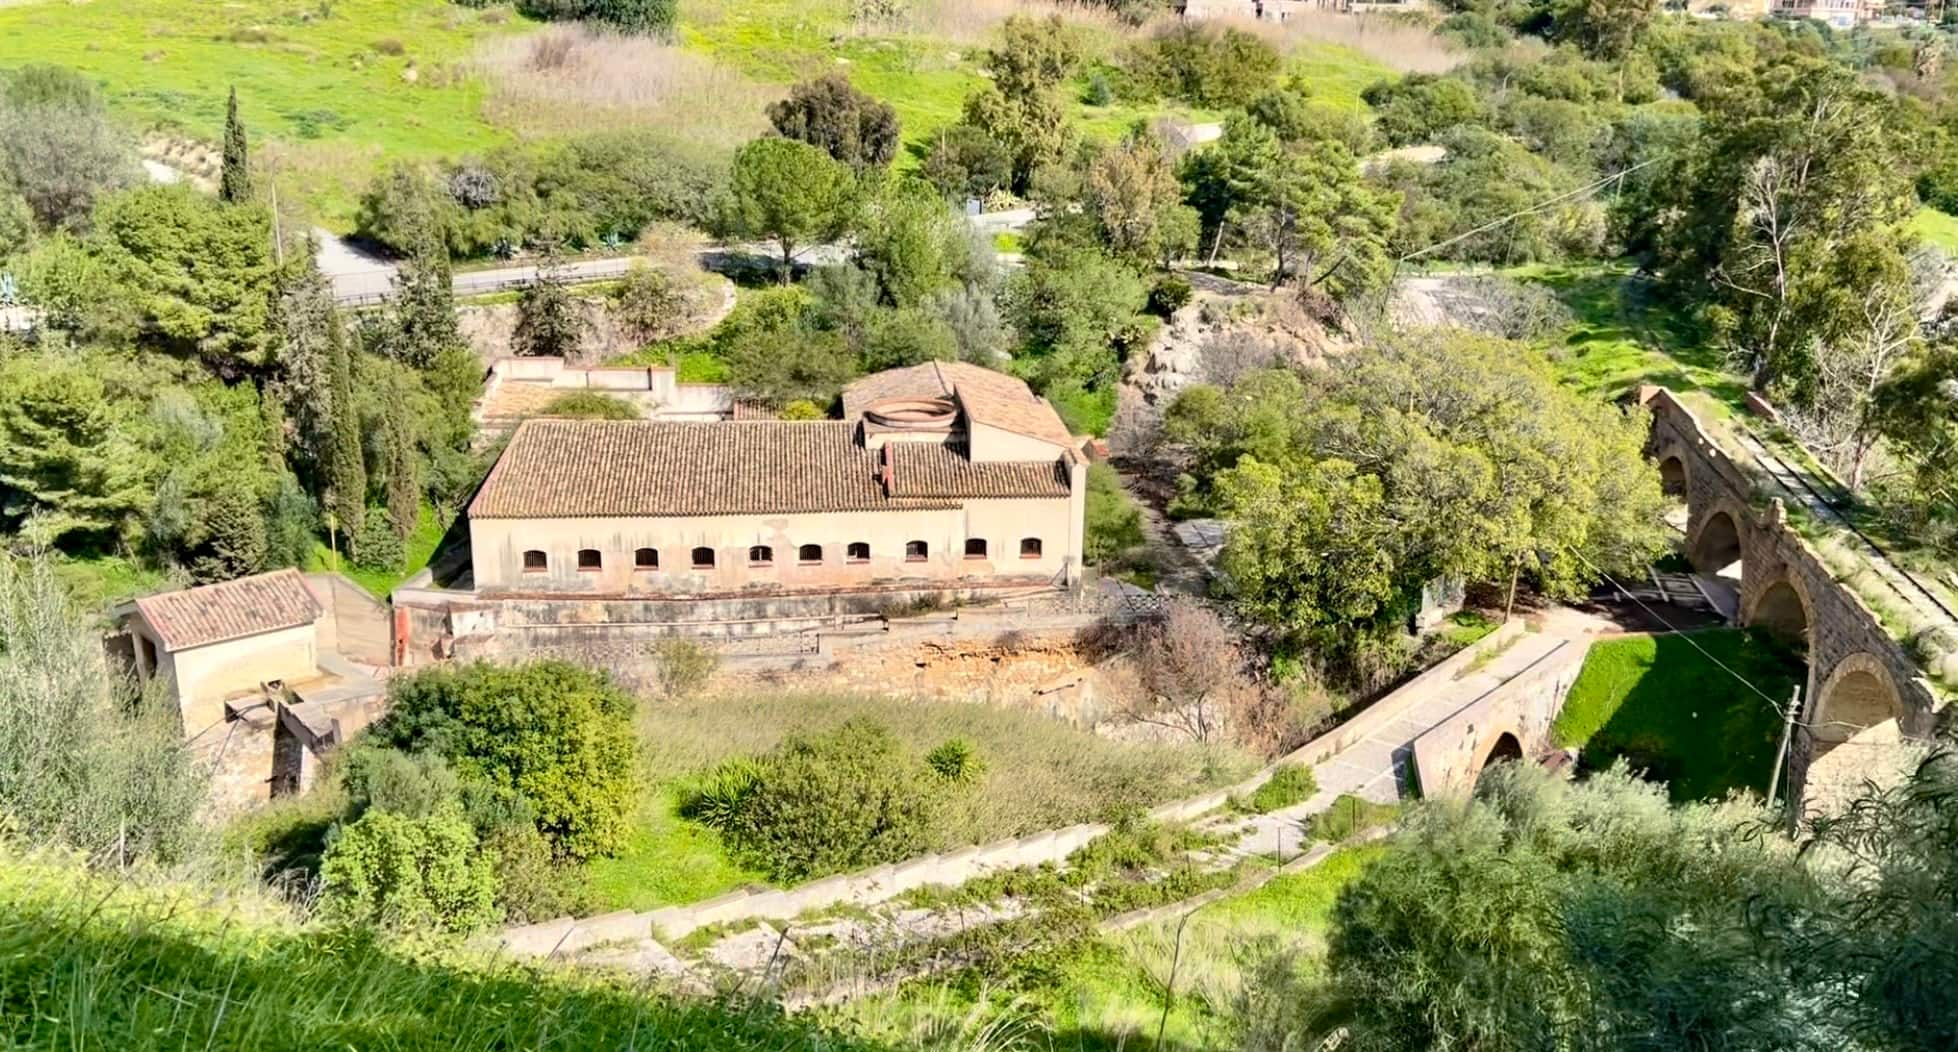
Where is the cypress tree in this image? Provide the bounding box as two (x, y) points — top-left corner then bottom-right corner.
(388, 197), (461, 369)
(269, 256), (339, 477)
(219, 87), (253, 204)
(325, 316), (366, 561)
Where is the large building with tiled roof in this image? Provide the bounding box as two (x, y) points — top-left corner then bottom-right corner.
(466, 363), (1086, 596)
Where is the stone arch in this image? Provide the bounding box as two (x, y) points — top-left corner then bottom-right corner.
(1470, 729), (1525, 788)
(1806, 653), (1907, 808)
(1689, 506), (1745, 574)
(1746, 574), (1812, 651)
(1658, 454), (1688, 498)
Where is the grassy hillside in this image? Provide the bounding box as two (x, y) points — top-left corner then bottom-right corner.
(0, 0), (1399, 227)
(0, 850), (890, 1051)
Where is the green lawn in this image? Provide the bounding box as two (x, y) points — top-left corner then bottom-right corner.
(51, 554), (173, 615)
(0, 0), (525, 227)
(1911, 206), (1958, 253)
(1518, 263), (1750, 415)
(577, 786), (764, 911)
(1551, 630), (1802, 802)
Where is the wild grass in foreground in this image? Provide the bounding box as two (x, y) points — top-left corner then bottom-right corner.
(0, 849), (892, 1051)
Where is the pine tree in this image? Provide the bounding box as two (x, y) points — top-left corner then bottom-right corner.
(220, 87), (252, 205)
(325, 316), (366, 563)
(269, 255), (341, 480)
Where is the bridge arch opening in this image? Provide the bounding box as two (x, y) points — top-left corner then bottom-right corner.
(1807, 659), (1907, 809)
(1472, 732), (1525, 790)
(1693, 510), (1743, 577)
(1659, 456), (1687, 497)
(1751, 578), (1811, 653)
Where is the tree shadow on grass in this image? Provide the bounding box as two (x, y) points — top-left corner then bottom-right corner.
(1569, 630), (1803, 803)
(1524, 266), (1751, 409)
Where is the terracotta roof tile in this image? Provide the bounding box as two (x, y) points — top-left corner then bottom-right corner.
(132, 569), (322, 653)
(470, 420), (1074, 519)
(842, 362), (1074, 448)
(886, 442), (1072, 499)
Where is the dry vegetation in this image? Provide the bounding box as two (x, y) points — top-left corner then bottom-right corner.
(474, 24), (777, 148)
(638, 692), (1256, 840)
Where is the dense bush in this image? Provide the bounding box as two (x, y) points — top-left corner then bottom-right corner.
(375, 661), (639, 861)
(1084, 462), (1145, 563)
(340, 746), (462, 820)
(352, 507), (404, 572)
(920, 125), (1015, 201)
(539, 391), (638, 419)
(508, 0), (677, 36)
(1125, 23), (1282, 108)
(318, 806), (500, 934)
(685, 720), (950, 882)
(767, 74), (901, 171)
(1362, 74), (1488, 147)
(1145, 274), (1193, 318)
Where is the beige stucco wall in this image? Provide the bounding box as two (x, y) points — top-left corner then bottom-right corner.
(470, 495), (1081, 595)
(966, 422), (1069, 463)
(127, 618), (319, 733)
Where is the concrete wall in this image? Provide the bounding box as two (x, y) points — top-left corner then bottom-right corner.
(1408, 635), (1589, 798)
(469, 499), (1077, 596)
(1641, 388), (1941, 813)
(126, 617), (319, 732)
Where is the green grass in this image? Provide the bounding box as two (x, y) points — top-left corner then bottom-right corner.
(1551, 629), (1803, 802)
(1519, 263), (1750, 415)
(1911, 206), (1958, 253)
(1437, 609), (1498, 648)
(306, 501), (447, 598)
(0, 850), (893, 1051)
(827, 844), (1384, 1051)
(577, 786), (764, 911)
(51, 554), (173, 614)
(0, 0), (527, 228)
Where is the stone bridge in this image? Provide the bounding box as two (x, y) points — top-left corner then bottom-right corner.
(1640, 389), (1942, 813)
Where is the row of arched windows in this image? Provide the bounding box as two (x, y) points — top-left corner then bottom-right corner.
(520, 537), (1044, 574)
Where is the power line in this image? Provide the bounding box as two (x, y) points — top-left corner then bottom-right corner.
(1397, 157), (1667, 265)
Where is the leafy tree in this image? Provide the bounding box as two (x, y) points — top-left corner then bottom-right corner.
(853, 178), (973, 307)
(1269, 764), (1837, 1052)
(262, 471), (318, 571)
(375, 661), (638, 861)
(319, 806), (500, 934)
(539, 390), (639, 419)
(575, 0), (678, 35)
(511, 247), (588, 358)
(382, 185), (464, 369)
(1003, 238), (1148, 405)
(717, 138), (857, 284)
(920, 124), (1014, 201)
(0, 556), (203, 866)
(1126, 23), (1282, 108)
(0, 191), (34, 260)
(1178, 115), (1281, 266)
(1247, 81), (1375, 155)
(962, 15), (1083, 191)
(1232, 140), (1399, 297)
(180, 481), (268, 582)
(93, 185), (275, 372)
(610, 261), (684, 344)
(861, 306), (958, 371)
(0, 64), (136, 229)
(269, 255), (346, 487)
(219, 86), (253, 205)
(1084, 461), (1144, 562)
(723, 317), (858, 408)
(12, 232), (139, 341)
(353, 506), (405, 572)
(1555, 0), (1659, 64)
(1084, 130), (1198, 268)
(1361, 74), (1487, 147)
(0, 353), (157, 549)
(767, 74), (900, 171)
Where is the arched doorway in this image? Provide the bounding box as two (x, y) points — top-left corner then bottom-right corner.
(1659, 456), (1688, 497)
(1692, 510), (1743, 577)
(1751, 578), (1810, 653)
(1806, 658), (1907, 812)
(1473, 732), (1524, 791)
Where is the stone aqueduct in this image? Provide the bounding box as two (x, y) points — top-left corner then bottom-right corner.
(1640, 389), (1940, 810)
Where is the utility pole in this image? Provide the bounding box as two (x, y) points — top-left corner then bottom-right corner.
(1766, 685), (1804, 811)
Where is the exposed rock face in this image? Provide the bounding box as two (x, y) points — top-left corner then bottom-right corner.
(1112, 283), (1344, 457)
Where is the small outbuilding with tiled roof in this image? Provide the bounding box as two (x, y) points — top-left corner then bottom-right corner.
(465, 363), (1087, 597)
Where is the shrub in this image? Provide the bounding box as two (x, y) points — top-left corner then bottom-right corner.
(512, 0), (676, 35)
(481, 820), (578, 924)
(767, 74), (900, 171)
(353, 506), (404, 572)
(1146, 274), (1193, 318)
(611, 261), (684, 344)
(1245, 763), (1318, 814)
(375, 662), (639, 861)
(921, 125), (1014, 202)
(539, 391), (638, 419)
(1083, 72), (1114, 107)
(675, 757), (764, 829)
(779, 399), (825, 420)
(697, 720), (945, 882)
(340, 746), (462, 820)
(1084, 463), (1145, 563)
(925, 738), (984, 784)
(1304, 793), (1399, 842)
(1126, 24), (1281, 108)
(650, 637), (719, 698)
(318, 807), (501, 933)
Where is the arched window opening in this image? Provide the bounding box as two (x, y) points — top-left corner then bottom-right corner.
(905, 540), (928, 562)
(1020, 537), (1042, 559)
(749, 545), (774, 565)
(798, 544), (823, 564)
(691, 547), (715, 569)
(634, 548), (658, 570)
(847, 542), (870, 563)
(964, 538), (988, 559)
(577, 549), (602, 571)
(523, 550), (548, 573)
